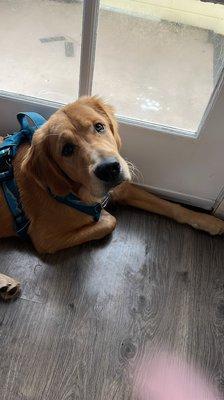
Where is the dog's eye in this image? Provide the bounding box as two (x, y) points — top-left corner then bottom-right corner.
(94, 122), (105, 133)
(61, 143), (75, 157)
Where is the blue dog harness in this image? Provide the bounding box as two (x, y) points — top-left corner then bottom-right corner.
(0, 112), (106, 240)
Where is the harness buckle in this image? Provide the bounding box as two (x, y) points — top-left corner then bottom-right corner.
(0, 147), (13, 181)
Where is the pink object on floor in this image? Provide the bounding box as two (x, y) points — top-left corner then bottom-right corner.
(134, 352), (222, 400)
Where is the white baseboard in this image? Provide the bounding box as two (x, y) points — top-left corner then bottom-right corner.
(138, 183), (214, 210)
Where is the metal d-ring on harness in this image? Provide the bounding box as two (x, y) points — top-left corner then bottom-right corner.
(0, 112), (108, 240)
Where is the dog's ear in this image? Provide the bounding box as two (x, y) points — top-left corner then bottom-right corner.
(82, 96), (122, 149)
(21, 126), (71, 196)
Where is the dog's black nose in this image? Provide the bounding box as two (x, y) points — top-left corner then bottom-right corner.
(94, 157), (121, 183)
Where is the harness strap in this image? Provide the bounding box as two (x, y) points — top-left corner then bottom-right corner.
(49, 190), (103, 222)
(17, 112), (46, 134)
(0, 112), (47, 239)
(1, 180), (29, 240)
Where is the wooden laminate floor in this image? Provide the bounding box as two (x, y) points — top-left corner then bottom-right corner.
(0, 206), (224, 399)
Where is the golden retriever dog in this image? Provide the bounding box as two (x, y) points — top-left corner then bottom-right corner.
(1, 96), (224, 300)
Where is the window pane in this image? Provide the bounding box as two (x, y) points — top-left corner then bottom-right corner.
(0, 0), (83, 103)
(93, 0), (224, 131)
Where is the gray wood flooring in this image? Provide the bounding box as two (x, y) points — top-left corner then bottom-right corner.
(0, 206), (224, 399)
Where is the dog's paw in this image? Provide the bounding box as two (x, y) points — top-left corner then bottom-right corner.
(190, 214), (224, 235)
(0, 273), (21, 301)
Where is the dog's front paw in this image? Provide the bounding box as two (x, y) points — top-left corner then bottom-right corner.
(0, 273), (21, 301)
(190, 214), (224, 235)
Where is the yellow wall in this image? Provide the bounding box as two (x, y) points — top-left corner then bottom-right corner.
(101, 0), (224, 35)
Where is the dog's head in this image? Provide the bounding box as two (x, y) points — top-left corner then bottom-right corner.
(22, 96), (131, 202)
